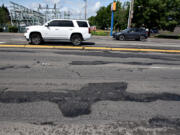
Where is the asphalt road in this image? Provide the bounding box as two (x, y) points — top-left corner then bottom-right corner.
(1, 32), (180, 50)
(0, 33), (180, 134)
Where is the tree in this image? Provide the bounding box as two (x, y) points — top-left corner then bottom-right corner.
(88, 16), (96, 26)
(161, 0), (180, 31)
(95, 6), (111, 29)
(0, 4), (11, 26)
(133, 0), (180, 33)
(114, 1), (129, 31)
(88, 1), (129, 31)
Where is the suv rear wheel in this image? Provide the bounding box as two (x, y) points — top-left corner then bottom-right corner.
(30, 33), (42, 45)
(71, 34), (82, 46)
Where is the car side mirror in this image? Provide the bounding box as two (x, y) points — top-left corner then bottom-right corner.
(45, 24), (49, 27)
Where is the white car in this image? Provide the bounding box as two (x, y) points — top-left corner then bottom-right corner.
(24, 19), (91, 45)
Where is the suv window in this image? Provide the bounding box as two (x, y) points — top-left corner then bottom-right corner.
(48, 20), (74, 27)
(48, 20), (59, 27)
(77, 21), (88, 27)
(59, 20), (74, 27)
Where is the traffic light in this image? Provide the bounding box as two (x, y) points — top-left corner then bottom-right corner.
(111, 2), (116, 11)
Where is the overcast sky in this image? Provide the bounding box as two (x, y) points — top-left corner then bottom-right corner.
(0, 0), (129, 18)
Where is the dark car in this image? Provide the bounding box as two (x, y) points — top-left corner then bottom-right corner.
(113, 28), (148, 41)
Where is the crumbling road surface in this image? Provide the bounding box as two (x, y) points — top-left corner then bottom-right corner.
(0, 35), (180, 134)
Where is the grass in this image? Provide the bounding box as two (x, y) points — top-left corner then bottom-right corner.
(91, 30), (110, 36)
(154, 34), (180, 39)
(154, 29), (180, 39)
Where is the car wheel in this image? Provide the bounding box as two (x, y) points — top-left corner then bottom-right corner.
(30, 33), (42, 45)
(119, 35), (125, 41)
(140, 36), (145, 41)
(71, 34), (82, 46)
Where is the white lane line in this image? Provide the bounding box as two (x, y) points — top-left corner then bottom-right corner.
(0, 42), (5, 44)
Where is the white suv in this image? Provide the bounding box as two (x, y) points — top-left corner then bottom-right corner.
(24, 19), (91, 45)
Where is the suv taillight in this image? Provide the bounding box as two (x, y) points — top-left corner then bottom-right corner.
(89, 28), (91, 33)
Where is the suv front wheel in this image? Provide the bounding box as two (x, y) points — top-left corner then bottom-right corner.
(71, 34), (82, 46)
(30, 33), (43, 45)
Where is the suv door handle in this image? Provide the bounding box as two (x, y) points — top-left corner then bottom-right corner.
(69, 29), (73, 30)
(55, 29), (59, 30)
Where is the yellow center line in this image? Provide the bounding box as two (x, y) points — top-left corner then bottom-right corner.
(0, 44), (180, 53)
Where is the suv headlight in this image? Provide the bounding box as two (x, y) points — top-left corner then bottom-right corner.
(25, 28), (29, 33)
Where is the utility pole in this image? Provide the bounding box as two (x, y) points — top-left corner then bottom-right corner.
(128, 0), (134, 28)
(84, 0), (87, 19)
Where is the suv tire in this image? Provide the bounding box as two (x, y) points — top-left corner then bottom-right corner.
(71, 34), (82, 46)
(119, 35), (125, 41)
(30, 33), (42, 45)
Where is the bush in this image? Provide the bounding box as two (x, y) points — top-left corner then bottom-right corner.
(0, 27), (3, 32)
(8, 26), (18, 32)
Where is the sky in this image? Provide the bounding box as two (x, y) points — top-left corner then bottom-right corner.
(0, 0), (129, 18)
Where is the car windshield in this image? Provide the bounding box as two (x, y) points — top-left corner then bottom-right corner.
(122, 28), (130, 32)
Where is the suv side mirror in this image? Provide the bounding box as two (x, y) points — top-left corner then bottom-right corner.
(45, 24), (49, 27)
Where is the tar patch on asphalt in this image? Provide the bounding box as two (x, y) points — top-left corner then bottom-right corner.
(0, 82), (180, 118)
(54, 51), (180, 61)
(149, 116), (180, 127)
(0, 65), (30, 70)
(70, 61), (180, 66)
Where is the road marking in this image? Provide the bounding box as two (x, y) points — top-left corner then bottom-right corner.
(0, 42), (5, 44)
(0, 44), (180, 53)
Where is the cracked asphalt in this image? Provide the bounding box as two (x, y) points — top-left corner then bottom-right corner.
(0, 33), (180, 134)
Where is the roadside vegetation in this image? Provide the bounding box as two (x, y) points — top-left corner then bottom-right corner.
(0, 4), (18, 33)
(89, 0), (180, 37)
(91, 30), (110, 36)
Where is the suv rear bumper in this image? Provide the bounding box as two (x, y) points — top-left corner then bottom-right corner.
(83, 33), (91, 40)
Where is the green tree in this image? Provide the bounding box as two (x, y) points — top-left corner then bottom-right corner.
(114, 1), (129, 31)
(95, 6), (111, 29)
(133, 0), (180, 33)
(88, 1), (129, 30)
(88, 16), (96, 26)
(0, 4), (11, 26)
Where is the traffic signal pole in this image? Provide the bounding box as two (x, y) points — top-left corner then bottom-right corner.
(110, 11), (114, 36)
(110, 1), (116, 36)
